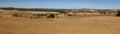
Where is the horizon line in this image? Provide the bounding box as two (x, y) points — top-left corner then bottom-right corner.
(0, 7), (120, 9)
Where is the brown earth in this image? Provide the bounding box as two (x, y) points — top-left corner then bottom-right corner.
(0, 16), (120, 34)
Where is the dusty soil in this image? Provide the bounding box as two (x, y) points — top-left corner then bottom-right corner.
(0, 16), (120, 34)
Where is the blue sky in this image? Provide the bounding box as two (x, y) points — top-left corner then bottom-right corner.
(0, 0), (120, 9)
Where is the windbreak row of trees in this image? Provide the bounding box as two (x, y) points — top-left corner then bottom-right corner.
(0, 7), (119, 14)
(0, 7), (66, 12)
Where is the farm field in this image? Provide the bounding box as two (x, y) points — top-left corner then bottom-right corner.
(0, 16), (120, 34)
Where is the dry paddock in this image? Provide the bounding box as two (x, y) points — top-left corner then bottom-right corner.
(0, 16), (120, 34)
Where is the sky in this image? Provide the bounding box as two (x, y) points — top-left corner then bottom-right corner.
(0, 0), (120, 9)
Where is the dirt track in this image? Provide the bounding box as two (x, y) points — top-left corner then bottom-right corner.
(0, 16), (120, 34)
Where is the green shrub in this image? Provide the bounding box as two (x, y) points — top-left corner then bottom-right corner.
(116, 11), (120, 16)
(12, 14), (20, 17)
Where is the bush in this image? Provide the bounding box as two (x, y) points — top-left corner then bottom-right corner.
(116, 10), (120, 16)
(12, 14), (19, 17)
(47, 14), (55, 18)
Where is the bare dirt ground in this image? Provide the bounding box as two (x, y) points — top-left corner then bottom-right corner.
(0, 16), (120, 34)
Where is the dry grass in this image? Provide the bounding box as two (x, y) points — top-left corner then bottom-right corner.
(0, 16), (120, 34)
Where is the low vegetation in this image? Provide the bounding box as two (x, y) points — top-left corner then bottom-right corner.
(116, 10), (120, 16)
(12, 14), (23, 17)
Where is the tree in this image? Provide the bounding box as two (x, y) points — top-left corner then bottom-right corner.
(116, 10), (120, 16)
